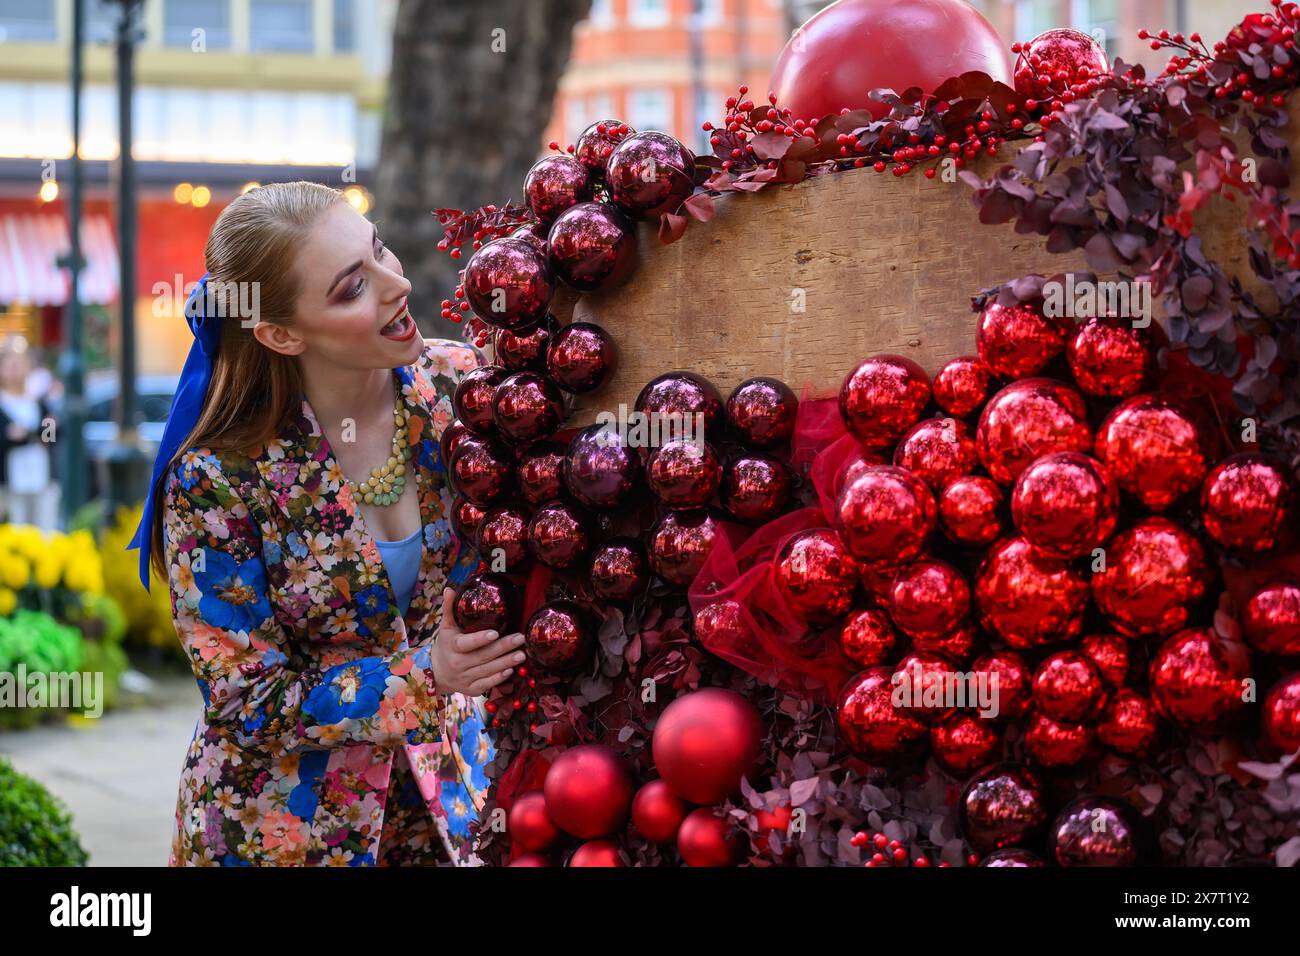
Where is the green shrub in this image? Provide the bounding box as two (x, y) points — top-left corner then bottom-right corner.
(0, 757), (89, 866)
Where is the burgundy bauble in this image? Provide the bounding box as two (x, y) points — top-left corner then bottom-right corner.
(1201, 454), (1295, 552)
(1080, 632), (1130, 688)
(958, 763), (1048, 853)
(574, 118), (635, 176)
(547, 202), (637, 292)
(1015, 28), (1111, 97)
(972, 650), (1034, 721)
(1067, 316), (1159, 398)
(723, 454), (793, 523)
(1262, 673), (1300, 753)
(938, 475), (1006, 547)
(516, 441), (566, 506)
(568, 839), (626, 867)
(977, 378), (1091, 485)
(475, 505), (530, 572)
(453, 365), (507, 436)
(888, 559), (971, 640)
(509, 221), (548, 253)
(450, 497), (487, 544)
(974, 535), (1087, 648)
(605, 130), (696, 219)
(838, 355), (931, 449)
(726, 377), (799, 448)
(1149, 628), (1251, 729)
(692, 599), (749, 646)
(1243, 583), (1300, 657)
(462, 237), (554, 330)
(492, 371), (565, 444)
(542, 744), (636, 839)
(631, 780), (689, 844)
(440, 419), (473, 466)
(448, 435), (514, 506)
(1097, 689), (1160, 757)
(525, 600), (595, 672)
(495, 313), (559, 372)
(453, 572), (523, 634)
(526, 499), (592, 569)
(773, 528), (860, 624)
(647, 439), (723, 508)
(980, 848), (1046, 867)
(508, 853), (551, 867)
(932, 356), (990, 419)
(1094, 394), (1217, 512)
(1032, 650), (1107, 723)
(648, 508), (723, 587)
(652, 688), (763, 804)
(1092, 517), (1209, 636)
(893, 417), (979, 491)
(836, 667), (927, 761)
(976, 299), (1068, 378)
(1024, 712), (1095, 767)
(1049, 796), (1149, 868)
(834, 465), (936, 569)
(636, 371), (725, 439)
(677, 809), (742, 867)
(508, 790), (560, 852)
(1011, 452), (1118, 558)
(931, 711), (1002, 777)
(839, 608), (898, 667)
(523, 154), (592, 224)
(563, 423), (642, 510)
(589, 537), (650, 603)
(546, 321), (617, 393)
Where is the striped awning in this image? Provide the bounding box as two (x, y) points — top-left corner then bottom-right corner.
(0, 213), (119, 306)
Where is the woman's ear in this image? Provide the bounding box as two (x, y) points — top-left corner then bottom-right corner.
(251, 320), (307, 357)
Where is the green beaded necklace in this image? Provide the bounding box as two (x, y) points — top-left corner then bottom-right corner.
(345, 380), (412, 507)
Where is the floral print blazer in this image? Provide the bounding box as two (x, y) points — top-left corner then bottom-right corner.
(163, 338), (493, 866)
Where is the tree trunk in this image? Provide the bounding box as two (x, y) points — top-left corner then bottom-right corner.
(375, 0), (592, 338)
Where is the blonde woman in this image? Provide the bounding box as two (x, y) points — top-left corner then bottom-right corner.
(129, 182), (520, 866)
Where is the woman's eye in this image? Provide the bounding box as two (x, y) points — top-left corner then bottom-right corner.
(345, 276), (365, 300)
(376, 241), (387, 259)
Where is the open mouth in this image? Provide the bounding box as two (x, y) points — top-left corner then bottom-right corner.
(380, 305), (416, 340)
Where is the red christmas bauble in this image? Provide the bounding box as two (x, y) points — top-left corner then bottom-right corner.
(1080, 632), (1130, 688)
(453, 572), (523, 634)
(972, 650), (1034, 721)
(976, 299), (1068, 378)
(1049, 796), (1148, 867)
(932, 356), (990, 419)
(450, 497), (487, 544)
(1066, 316), (1159, 398)
(938, 475), (1006, 547)
(1011, 452), (1118, 559)
(525, 600), (595, 672)
(977, 379), (1091, 485)
(547, 202), (637, 292)
(589, 536), (650, 603)
(449, 435), (515, 507)
(453, 365), (507, 437)
(773, 528), (860, 624)
(527, 499), (592, 569)
(543, 744), (636, 839)
(837, 667), (927, 761)
(492, 371), (565, 444)
(693, 599), (749, 647)
(508, 852), (551, 866)
(648, 509), (723, 588)
(839, 355), (931, 449)
(1014, 28), (1111, 98)
(931, 711), (1002, 777)
(834, 464), (936, 569)
(517, 441), (566, 506)
(463, 237), (555, 330)
(1024, 712), (1095, 767)
(574, 119), (635, 177)
(647, 439), (723, 508)
(568, 839), (626, 867)
(980, 848), (1046, 867)
(1032, 650), (1107, 723)
(475, 505), (530, 572)
(723, 454), (793, 523)
(440, 419), (473, 466)
(1201, 454), (1296, 552)
(508, 789), (560, 853)
(524, 154), (593, 224)
(1092, 517), (1208, 636)
(1097, 689), (1160, 758)
(652, 688), (764, 804)
(974, 535), (1087, 648)
(958, 763), (1048, 853)
(636, 371), (725, 439)
(1243, 583), (1300, 657)
(546, 321), (618, 393)
(839, 608), (898, 667)
(1094, 394), (1217, 512)
(563, 423), (642, 510)
(1262, 673), (1300, 753)
(495, 313), (559, 373)
(726, 377), (799, 448)
(1149, 628), (1251, 729)
(769, 0), (1011, 122)
(677, 808), (742, 867)
(914, 620), (979, 664)
(606, 131), (696, 219)
(892, 650), (956, 726)
(888, 559), (971, 640)
(631, 780), (689, 844)
(894, 417), (979, 491)
(509, 221), (548, 253)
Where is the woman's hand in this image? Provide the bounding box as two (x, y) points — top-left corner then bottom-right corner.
(430, 587), (526, 697)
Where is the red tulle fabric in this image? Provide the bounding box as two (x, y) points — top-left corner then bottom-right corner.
(688, 396), (861, 703)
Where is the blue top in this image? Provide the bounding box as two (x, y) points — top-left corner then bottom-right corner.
(375, 526), (422, 617)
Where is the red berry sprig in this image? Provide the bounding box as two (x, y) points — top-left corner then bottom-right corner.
(849, 828), (970, 867)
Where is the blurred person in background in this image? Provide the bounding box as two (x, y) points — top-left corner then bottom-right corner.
(0, 337), (60, 530)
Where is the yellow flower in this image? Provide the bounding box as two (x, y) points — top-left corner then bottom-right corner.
(0, 587), (15, 615)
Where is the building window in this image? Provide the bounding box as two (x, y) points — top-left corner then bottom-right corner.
(250, 0), (314, 53)
(0, 0), (56, 42)
(587, 0), (614, 28)
(628, 87), (672, 135)
(697, 0), (723, 27)
(164, 0), (232, 50)
(333, 0), (354, 52)
(1013, 0), (1057, 44)
(629, 0), (669, 28)
(1070, 0), (1119, 59)
(692, 87), (717, 153)
(84, 0), (120, 44)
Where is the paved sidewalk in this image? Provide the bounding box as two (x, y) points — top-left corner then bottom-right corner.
(0, 672), (200, 867)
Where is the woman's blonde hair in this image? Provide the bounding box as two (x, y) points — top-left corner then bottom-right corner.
(147, 180), (344, 583)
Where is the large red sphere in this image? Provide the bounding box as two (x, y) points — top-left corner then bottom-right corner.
(1262, 673), (1300, 753)
(836, 667), (927, 761)
(589, 537), (650, 603)
(692, 599), (750, 647)
(977, 299), (1069, 378)
(977, 379), (1091, 485)
(546, 321), (618, 393)
(453, 365), (507, 437)
(508, 852), (551, 866)
(524, 154), (593, 224)
(769, 0), (1011, 123)
(1094, 394), (1217, 512)
(495, 313), (559, 373)
(648, 509), (723, 588)
(971, 650), (1034, 721)
(475, 505), (530, 571)
(1023, 712), (1095, 767)
(1201, 453), (1295, 552)
(450, 497), (487, 544)
(1014, 28), (1111, 98)
(492, 371), (565, 444)
(440, 419), (473, 466)
(1243, 583), (1300, 657)
(834, 464), (936, 568)
(1080, 632), (1131, 688)
(606, 131), (697, 219)
(1011, 452), (1118, 558)
(932, 356), (990, 419)
(575, 118), (635, 176)
(525, 601), (595, 672)
(974, 535), (1087, 648)
(1049, 795), (1148, 868)
(1097, 689), (1160, 758)
(631, 780), (689, 844)
(1091, 517), (1209, 636)
(891, 650), (956, 726)
(652, 688), (764, 804)
(568, 839), (626, 867)
(547, 202), (638, 292)
(543, 744), (636, 839)
(508, 790), (561, 853)
(636, 371), (725, 439)
(453, 572), (523, 635)
(448, 433), (515, 508)
(723, 454), (793, 523)
(938, 475), (1006, 547)
(677, 808), (742, 867)
(773, 528), (860, 624)
(516, 441), (566, 506)
(726, 377), (799, 448)
(888, 559), (971, 640)
(893, 417), (979, 491)
(839, 608), (898, 667)
(958, 763), (1048, 853)
(563, 424), (642, 510)
(1032, 650), (1107, 723)
(931, 711), (1002, 777)
(526, 499), (592, 569)
(839, 355), (931, 449)
(647, 439), (723, 508)
(462, 237), (554, 330)
(1067, 316), (1159, 398)
(1149, 628), (1251, 730)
